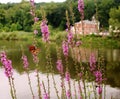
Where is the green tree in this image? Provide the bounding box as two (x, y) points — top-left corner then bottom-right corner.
(109, 6), (120, 37)
(109, 6), (120, 28)
(84, 0), (95, 20)
(97, 0), (115, 28)
(0, 9), (6, 25)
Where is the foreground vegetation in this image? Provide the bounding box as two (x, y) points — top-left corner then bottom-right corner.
(0, 0), (120, 99)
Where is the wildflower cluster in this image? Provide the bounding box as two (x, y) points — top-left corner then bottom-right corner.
(66, 90), (71, 99)
(94, 70), (103, 94)
(66, 28), (73, 44)
(40, 20), (50, 42)
(30, 0), (39, 35)
(78, 0), (84, 19)
(0, 51), (13, 78)
(94, 70), (103, 84)
(76, 41), (82, 47)
(62, 41), (69, 57)
(89, 53), (96, 72)
(43, 93), (49, 99)
(22, 55), (29, 69)
(56, 60), (63, 73)
(89, 53), (103, 95)
(65, 71), (70, 82)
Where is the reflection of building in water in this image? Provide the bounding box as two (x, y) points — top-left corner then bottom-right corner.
(71, 47), (120, 62)
(71, 47), (98, 62)
(71, 16), (99, 35)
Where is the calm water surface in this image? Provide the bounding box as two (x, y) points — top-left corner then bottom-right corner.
(0, 41), (120, 99)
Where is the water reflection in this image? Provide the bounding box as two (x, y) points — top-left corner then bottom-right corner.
(0, 41), (120, 99)
(0, 69), (120, 99)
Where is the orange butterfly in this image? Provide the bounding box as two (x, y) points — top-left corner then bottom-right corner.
(29, 45), (40, 55)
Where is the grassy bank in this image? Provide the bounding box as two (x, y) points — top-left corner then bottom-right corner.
(50, 31), (120, 49)
(0, 31), (120, 49)
(80, 35), (120, 49)
(0, 31), (33, 41)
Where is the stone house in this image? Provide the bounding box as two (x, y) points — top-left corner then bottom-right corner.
(72, 18), (99, 35)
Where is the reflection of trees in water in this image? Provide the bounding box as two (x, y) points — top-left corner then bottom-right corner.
(107, 62), (120, 88)
(1, 42), (120, 89)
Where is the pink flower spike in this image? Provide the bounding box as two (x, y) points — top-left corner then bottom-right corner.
(34, 17), (39, 23)
(78, 0), (84, 12)
(62, 41), (69, 57)
(33, 54), (39, 64)
(78, 0), (84, 19)
(40, 20), (50, 42)
(67, 31), (73, 44)
(44, 93), (49, 99)
(30, 0), (35, 7)
(66, 90), (71, 99)
(0, 51), (13, 78)
(89, 53), (96, 72)
(30, 10), (35, 16)
(22, 55), (29, 69)
(98, 86), (102, 94)
(56, 60), (63, 73)
(65, 71), (70, 81)
(34, 30), (38, 35)
(76, 41), (82, 47)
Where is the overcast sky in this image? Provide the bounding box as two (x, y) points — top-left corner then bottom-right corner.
(0, 0), (66, 4)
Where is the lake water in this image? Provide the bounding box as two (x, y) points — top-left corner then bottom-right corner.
(0, 41), (120, 99)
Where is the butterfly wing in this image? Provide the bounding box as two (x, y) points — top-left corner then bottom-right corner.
(29, 45), (40, 55)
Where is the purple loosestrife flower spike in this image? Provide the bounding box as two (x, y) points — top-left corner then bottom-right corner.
(98, 86), (102, 95)
(65, 71), (70, 81)
(56, 60), (63, 73)
(33, 54), (39, 64)
(34, 30), (38, 35)
(30, 0), (35, 7)
(30, 9), (35, 17)
(66, 27), (73, 44)
(34, 17), (39, 23)
(22, 55), (29, 69)
(62, 41), (69, 57)
(44, 93), (49, 99)
(78, 0), (84, 19)
(0, 51), (13, 78)
(66, 90), (71, 99)
(40, 20), (50, 42)
(94, 70), (103, 84)
(89, 53), (96, 72)
(76, 41), (82, 47)
(67, 31), (73, 44)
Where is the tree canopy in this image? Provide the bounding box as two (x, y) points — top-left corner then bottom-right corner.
(0, 0), (120, 32)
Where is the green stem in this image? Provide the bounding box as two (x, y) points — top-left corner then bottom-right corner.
(61, 74), (67, 99)
(26, 71), (35, 99)
(8, 77), (15, 99)
(45, 44), (51, 98)
(78, 80), (83, 99)
(73, 80), (77, 99)
(52, 73), (60, 99)
(11, 77), (17, 99)
(92, 82), (97, 99)
(65, 56), (72, 99)
(83, 79), (87, 99)
(36, 70), (42, 99)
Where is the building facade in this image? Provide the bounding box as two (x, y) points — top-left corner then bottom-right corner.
(72, 19), (99, 35)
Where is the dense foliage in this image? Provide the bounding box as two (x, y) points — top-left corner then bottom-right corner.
(0, 0), (120, 32)
(109, 6), (120, 29)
